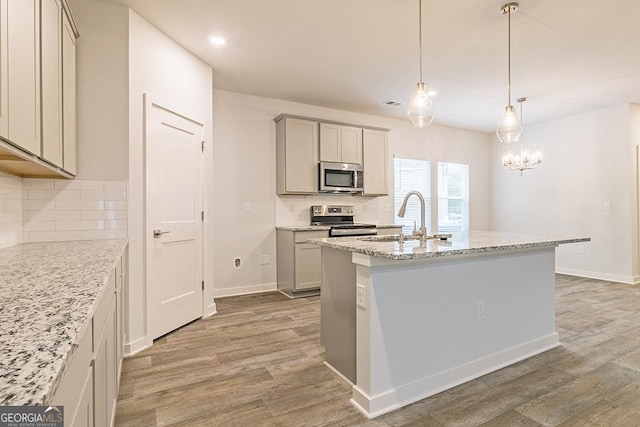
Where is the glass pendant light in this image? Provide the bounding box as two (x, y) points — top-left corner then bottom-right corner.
(407, 0), (434, 127)
(496, 2), (522, 144)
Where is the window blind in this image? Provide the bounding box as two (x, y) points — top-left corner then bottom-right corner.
(437, 162), (469, 234)
(394, 157), (431, 234)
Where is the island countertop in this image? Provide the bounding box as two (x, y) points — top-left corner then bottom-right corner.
(309, 230), (590, 261)
(0, 239), (128, 406)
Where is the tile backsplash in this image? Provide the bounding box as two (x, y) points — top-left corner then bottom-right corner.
(23, 178), (128, 242)
(0, 173), (24, 249)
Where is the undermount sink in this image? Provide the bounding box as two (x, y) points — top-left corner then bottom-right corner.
(361, 233), (452, 242)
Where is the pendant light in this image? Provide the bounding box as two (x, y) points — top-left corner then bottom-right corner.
(502, 97), (542, 174)
(407, 0), (434, 127)
(496, 2), (522, 144)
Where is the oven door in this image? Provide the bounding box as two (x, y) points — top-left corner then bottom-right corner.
(319, 162), (363, 193)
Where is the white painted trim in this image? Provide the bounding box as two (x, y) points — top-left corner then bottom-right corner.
(351, 333), (559, 419)
(213, 282), (277, 298)
(204, 301), (217, 318)
(556, 267), (637, 284)
(124, 336), (151, 357)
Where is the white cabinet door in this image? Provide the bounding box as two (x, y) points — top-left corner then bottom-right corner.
(72, 368), (94, 427)
(41, 0), (63, 167)
(0, 0), (7, 138)
(340, 125), (362, 164)
(363, 129), (389, 196)
(62, 9), (76, 174)
(276, 117), (318, 194)
(319, 122), (340, 162)
(7, 0), (40, 155)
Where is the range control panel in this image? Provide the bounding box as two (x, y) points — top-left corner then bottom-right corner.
(311, 205), (354, 217)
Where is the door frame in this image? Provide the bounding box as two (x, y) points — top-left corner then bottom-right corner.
(143, 93), (206, 343)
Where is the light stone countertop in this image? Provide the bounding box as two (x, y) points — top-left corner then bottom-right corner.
(0, 239), (128, 406)
(275, 224), (401, 231)
(309, 230), (590, 261)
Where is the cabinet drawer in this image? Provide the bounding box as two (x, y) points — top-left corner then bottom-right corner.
(294, 230), (328, 243)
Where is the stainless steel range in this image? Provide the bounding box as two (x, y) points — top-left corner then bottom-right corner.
(310, 205), (377, 237)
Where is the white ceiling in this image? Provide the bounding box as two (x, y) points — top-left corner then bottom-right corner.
(106, 0), (640, 133)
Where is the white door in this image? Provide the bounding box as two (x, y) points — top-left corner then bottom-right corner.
(145, 94), (204, 340)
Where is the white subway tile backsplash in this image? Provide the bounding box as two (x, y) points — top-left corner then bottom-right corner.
(105, 201), (127, 210)
(23, 200), (56, 211)
(22, 179), (55, 190)
(27, 189), (81, 200)
(55, 200), (105, 211)
(103, 181), (127, 191)
(104, 220), (127, 230)
(81, 210), (127, 220)
(81, 190), (127, 201)
(29, 210), (82, 221)
(81, 230), (127, 240)
(21, 179), (129, 243)
(54, 180), (104, 190)
(56, 220), (104, 231)
(27, 230), (83, 242)
(24, 221), (56, 232)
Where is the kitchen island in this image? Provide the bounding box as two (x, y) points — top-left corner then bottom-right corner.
(310, 230), (589, 418)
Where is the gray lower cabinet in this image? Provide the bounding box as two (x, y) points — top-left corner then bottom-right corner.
(52, 248), (127, 427)
(277, 229), (328, 297)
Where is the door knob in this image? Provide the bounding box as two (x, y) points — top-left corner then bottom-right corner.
(153, 229), (170, 238)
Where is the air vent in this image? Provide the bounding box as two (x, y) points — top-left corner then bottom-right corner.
(383, 100), (403, 107)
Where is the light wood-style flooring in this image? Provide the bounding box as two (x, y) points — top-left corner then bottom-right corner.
(115, 275), (640, 426)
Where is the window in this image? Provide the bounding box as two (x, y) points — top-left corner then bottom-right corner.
(437, 162), (469, 234)
(394, 157), (431, 234)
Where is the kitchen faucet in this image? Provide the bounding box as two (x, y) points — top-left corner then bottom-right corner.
(397, 190), (427, 243)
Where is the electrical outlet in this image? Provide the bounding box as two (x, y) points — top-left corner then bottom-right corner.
(578, 245), (585, 254)
(356, 285), (366, 309)
(385, 203), (392, 212)
(476, 301), (486, 321)
(603, 201), (611, 211)
(260, 254), (270, 265)
(244, 202), (252, 213)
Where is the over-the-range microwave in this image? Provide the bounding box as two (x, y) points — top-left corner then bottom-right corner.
(319, 161), (363, 193)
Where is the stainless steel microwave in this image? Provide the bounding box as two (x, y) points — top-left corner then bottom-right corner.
(319, 162), (363, 193)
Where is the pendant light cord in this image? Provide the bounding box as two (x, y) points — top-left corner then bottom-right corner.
(507, 6), (511, 106)
(418, 0), (423, 82)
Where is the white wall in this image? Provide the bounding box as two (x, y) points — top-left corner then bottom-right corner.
(128, 11), (214, 352)
(491, 104), (638, 283)
(0, 172), (23, 249)
(212, 90), (491, 297)
(68, 0), (129, 180)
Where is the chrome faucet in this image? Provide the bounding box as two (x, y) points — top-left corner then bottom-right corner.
(397, 190), (427, 243)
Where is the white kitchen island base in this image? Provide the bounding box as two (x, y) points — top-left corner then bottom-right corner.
(349, 247), (560, 418)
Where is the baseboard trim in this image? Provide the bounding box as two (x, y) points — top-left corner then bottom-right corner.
(124, 336), (151, 357)
(323, 361), (354, 387)
(556, 267), (636, 284)
(351, 333), (559, 419)
(204, 301), (217, 318)
(213, 282), (277, 298)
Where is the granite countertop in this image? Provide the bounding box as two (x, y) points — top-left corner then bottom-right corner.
(275, 224), (401, 231)
(309, 230), (590, 261)
(0, 239), (128, 406)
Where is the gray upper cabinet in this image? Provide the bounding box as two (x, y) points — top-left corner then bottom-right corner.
(276, 116), (319, 195)
(0, 0), (77, 178)
(362, 129), (389, 196)
(319, 122), (362, 164)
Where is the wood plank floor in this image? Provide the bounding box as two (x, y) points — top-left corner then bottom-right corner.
(115, 275), (640, 426)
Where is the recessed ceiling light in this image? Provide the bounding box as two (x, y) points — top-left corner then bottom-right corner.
(208, 35), (226, 46)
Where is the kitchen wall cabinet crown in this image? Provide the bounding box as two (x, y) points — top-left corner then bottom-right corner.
(319, 122), (362, 164)
(0, 0), (78, 178)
